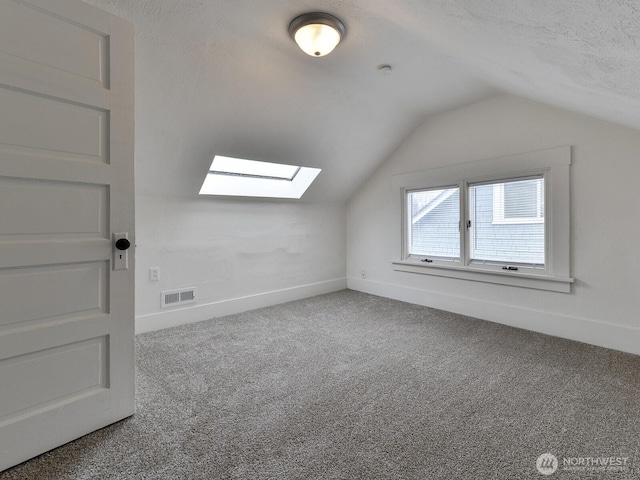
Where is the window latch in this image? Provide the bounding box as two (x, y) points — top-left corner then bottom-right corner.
(502, 266), (518, 271)
(466, 220), (471, 231)
(421, 258), (433, 263)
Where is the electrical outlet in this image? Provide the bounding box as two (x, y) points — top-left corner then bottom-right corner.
(361, 271), (366, 279)
(149, 267), (160, 282)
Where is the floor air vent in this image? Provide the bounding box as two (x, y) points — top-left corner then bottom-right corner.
(161, 287), (197, 308)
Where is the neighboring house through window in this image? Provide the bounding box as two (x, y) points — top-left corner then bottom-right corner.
(471, 177), (544, 265)
(492, 178), (544, 224)
(409, 187), (459, 260)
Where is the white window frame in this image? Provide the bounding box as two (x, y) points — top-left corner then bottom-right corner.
(391, 146), (573, 293)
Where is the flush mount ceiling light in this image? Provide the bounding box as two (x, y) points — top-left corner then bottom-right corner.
(288, 12), (346, 57)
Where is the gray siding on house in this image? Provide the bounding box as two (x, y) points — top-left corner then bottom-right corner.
(470, 184), (544, 264)
(410, 192), (460, 258)
(410, 185), (544, 264)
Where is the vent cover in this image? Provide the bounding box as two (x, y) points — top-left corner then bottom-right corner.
(161, 287), (197, 308)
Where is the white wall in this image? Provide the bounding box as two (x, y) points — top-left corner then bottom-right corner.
(73, 1), (348, 333)
(136, 195), (346, 332)
(347, 95), (640, 355)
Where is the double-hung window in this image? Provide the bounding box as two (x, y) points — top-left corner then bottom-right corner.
(393, 147), (573, 292)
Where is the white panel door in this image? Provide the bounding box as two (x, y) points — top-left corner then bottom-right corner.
(0, 0), (134, 471)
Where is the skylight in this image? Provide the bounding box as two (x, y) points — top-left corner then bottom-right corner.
(199, 155), (321, 199)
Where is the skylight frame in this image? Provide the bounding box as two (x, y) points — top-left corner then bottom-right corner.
(199, 155), (321, 199)
(208, 156), (301, 181)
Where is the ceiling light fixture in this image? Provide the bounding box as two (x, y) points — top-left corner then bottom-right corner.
(288, 12), (346, 57)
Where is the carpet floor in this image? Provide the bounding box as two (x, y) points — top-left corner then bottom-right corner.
(2, 289), (640, 479)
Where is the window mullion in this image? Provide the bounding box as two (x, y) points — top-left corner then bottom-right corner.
(460, 180), (469, 266)
(543, 174), (551, 270)
(404, 188), (411, 260)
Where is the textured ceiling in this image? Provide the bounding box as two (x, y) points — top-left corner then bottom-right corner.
(83, 0), (640, 202)
(402, 1), (640, 131)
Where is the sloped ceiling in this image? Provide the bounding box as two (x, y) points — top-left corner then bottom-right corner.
(84, 0), (640, 202)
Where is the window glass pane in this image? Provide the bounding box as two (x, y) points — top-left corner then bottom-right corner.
(408, 187), (460, 259)
(504, 181), (538, 218)
(470, 177), (544, 265)
(210, 156), (300, 180)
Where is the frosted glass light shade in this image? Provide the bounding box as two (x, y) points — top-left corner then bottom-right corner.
(289, 13), (345, 57)
(294, 24), (341, 57)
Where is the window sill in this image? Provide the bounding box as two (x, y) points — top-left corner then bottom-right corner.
(392, 260), (574, 293)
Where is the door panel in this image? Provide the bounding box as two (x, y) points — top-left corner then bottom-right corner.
(0, 336), (108, 419)
(0, 87), (109, 162)
(0, 0), (109, 88)
(0, 178), (108, 238)
(0, 261), (108, 327)
(0, 0), (134, 471)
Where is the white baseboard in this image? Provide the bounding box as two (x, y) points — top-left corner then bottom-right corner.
(136, 278), (347, 334)
(348, 277), (640, 356)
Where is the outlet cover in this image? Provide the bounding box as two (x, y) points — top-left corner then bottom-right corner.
(149, 267), (160, 281)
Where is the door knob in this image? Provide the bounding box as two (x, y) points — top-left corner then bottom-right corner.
(115, 238), (131, 251)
